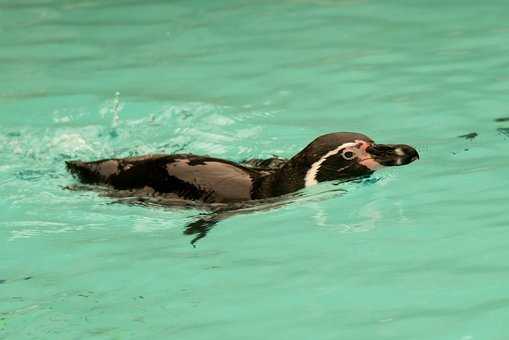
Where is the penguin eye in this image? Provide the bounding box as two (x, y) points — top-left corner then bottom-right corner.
(341, 150), (356, 160)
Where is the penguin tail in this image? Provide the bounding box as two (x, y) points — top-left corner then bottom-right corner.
(66, 160), (101, 184)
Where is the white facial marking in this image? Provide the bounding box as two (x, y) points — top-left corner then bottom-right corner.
(395, 148), (405, 156)
(304, 140), (383, 187)
(304, 143), (353, 187)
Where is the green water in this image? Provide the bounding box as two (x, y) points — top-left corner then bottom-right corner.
(2, 1), (509, 339)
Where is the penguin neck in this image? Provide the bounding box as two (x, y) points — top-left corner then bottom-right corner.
(254, 155), (310, 199)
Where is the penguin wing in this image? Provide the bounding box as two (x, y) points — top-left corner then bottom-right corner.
(165, 157), (255, 202)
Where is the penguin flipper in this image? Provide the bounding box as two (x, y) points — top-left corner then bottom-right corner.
(183, 208), (242, 246)
(184, 214), (222, 247)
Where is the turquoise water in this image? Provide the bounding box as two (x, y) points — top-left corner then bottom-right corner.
(2, 0), (509, 339)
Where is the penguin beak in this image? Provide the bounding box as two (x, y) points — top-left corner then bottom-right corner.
(365, 144), (419, 166)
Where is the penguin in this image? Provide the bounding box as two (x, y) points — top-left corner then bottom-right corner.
(66, 132), (419, 244)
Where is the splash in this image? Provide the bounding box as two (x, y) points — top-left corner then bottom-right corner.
(99, 91), (123, 138)
(111, 91), (122, 130)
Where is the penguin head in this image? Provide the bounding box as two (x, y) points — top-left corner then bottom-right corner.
(294, 132), (419, 187)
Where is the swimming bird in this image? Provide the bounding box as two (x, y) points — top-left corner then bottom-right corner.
(66, 132), (418, 202)
(66, 132), (419, 244)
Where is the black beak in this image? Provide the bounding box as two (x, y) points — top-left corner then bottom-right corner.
(366, 144), (419, 166)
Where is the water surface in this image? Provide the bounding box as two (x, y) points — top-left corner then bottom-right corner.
(2, 1), (509, 339)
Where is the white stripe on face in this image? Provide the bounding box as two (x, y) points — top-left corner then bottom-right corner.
(395, 147), (405, 156)
(304, 142), (355, 187)
(304, 140), (383, 188)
